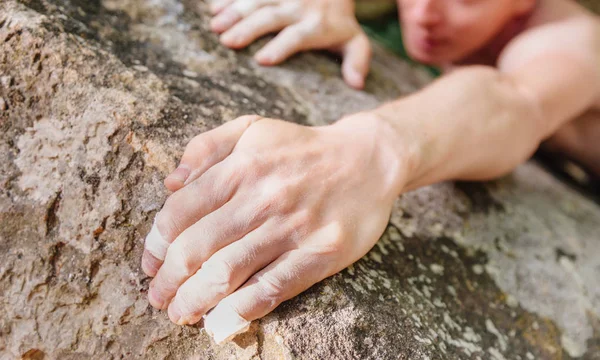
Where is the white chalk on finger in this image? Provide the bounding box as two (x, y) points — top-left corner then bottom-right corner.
(203, 300), (251, 344)
(144, 218), (170, 261)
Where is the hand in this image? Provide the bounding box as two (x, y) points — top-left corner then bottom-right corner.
(141, 114), (405, 343)
(208, 0), (372, 89)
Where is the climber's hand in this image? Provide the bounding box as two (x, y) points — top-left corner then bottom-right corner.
(207, 0), (372, 89)
(141, 114), (404, 341)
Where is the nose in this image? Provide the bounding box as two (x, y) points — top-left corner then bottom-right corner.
(411, 0), (443, 28)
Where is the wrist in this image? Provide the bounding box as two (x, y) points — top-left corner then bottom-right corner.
(329, 111), (419, 198)
(368, 100), (449, 192)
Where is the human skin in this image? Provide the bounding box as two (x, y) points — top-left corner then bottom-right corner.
(141, 0), (600, 343)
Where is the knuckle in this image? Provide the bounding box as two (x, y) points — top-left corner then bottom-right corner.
(319, 222), (347, 254)
(256, 272), (286, 301)
(168, 241), (197, 278)
(258, 180), (292, 214)
(154, 208), (178, 243)
(258, 5), (277, 18)
(200, 259), (236, 296)
(234, 152), (254, 168)
(303, 14), (323, 32)
(287, 209), (314, 239)
(271, 5), (288, 19)
(236, 114), (262, 124)
(187, 134), (217, 157)
(234, 152), (263, 176)
(295, 209), (315, 229)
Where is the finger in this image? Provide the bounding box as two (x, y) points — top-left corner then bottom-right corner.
(341, 34), (371, 90)
(210, 0), (276, 33)
(210, 6), (243, 33)
(220, 6), (291, 49)
(164, 115), (261, 192)
(142, 154), (246, 278)
(209, 0), (234, 15)
(147, 193), (271, 309)
(166, 216), (293, 325)
(254, 21), (312, 65)
(203, 248), (335, 344)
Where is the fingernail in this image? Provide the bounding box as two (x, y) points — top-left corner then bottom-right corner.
(149, 288), (166, 309)
(168, 164), (190, 184)
(141, 249), (162, 276)
(203, 301), (251, 345)
(169, 300), (184, 324)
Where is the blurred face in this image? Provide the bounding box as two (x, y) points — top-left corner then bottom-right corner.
(398, 0), (532, 65)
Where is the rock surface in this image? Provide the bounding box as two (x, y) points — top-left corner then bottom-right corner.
(1, 0), (599, 359)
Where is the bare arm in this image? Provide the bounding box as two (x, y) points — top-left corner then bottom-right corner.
(334, 13), (600, 195)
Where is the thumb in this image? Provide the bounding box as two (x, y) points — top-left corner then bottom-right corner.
(341, 34), (372, 90)
(164, 115), (262, 192)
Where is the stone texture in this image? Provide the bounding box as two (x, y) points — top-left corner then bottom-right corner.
(1, 0), (599, 359)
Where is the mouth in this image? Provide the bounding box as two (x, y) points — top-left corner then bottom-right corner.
(416, 35), (448, 53)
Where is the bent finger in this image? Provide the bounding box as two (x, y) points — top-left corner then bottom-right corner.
(142, 155), (246, 277)
(211, 0), (277, 33)
(220, 6), (291, 49)
(341, 34), (372, 90)
(147, 194), (273, 309)
(166, 217), (292, 324)
(209, 0), (234, 15)
(203, 248), (335, 344)
(164, 115), (261, 192)
(254, 21), (313, 65)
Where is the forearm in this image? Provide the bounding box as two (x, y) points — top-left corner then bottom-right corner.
(338, 66), (548, 195)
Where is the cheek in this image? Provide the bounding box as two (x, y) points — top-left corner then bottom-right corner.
(450, 22), (488, 49)
(445, 10), (508, 55)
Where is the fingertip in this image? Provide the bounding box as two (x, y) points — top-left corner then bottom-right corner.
(210, 18), (225, 34)
(204, 301), (251, 344)
(343, 68), (365, 90)
(164, 177), (183, 192)
(142, 250), (161, 277)
(254, 51), (280, 66)
(168, 299), (203, 326)
(210, 10), (241, 34)
(254, 53), (271, 65)
(167, 300), (184, 325)
(341, 34), (371, 89)
(164, 163), (190, 191)
(220, 32), (244, 49)
(351, 80), (365, 90)
(148, 285), (167, 310)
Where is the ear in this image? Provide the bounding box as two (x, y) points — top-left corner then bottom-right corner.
(513, 0), (537, 16)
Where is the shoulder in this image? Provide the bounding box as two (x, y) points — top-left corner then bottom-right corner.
(499, 0), (599, 71)
(498, 0), (600, 105)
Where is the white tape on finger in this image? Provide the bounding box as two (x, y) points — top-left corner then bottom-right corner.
(144, 218), (170, 261)
(203, 301), (251, 344)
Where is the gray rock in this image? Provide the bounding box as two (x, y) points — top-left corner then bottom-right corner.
(0, 0), (599, 359)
